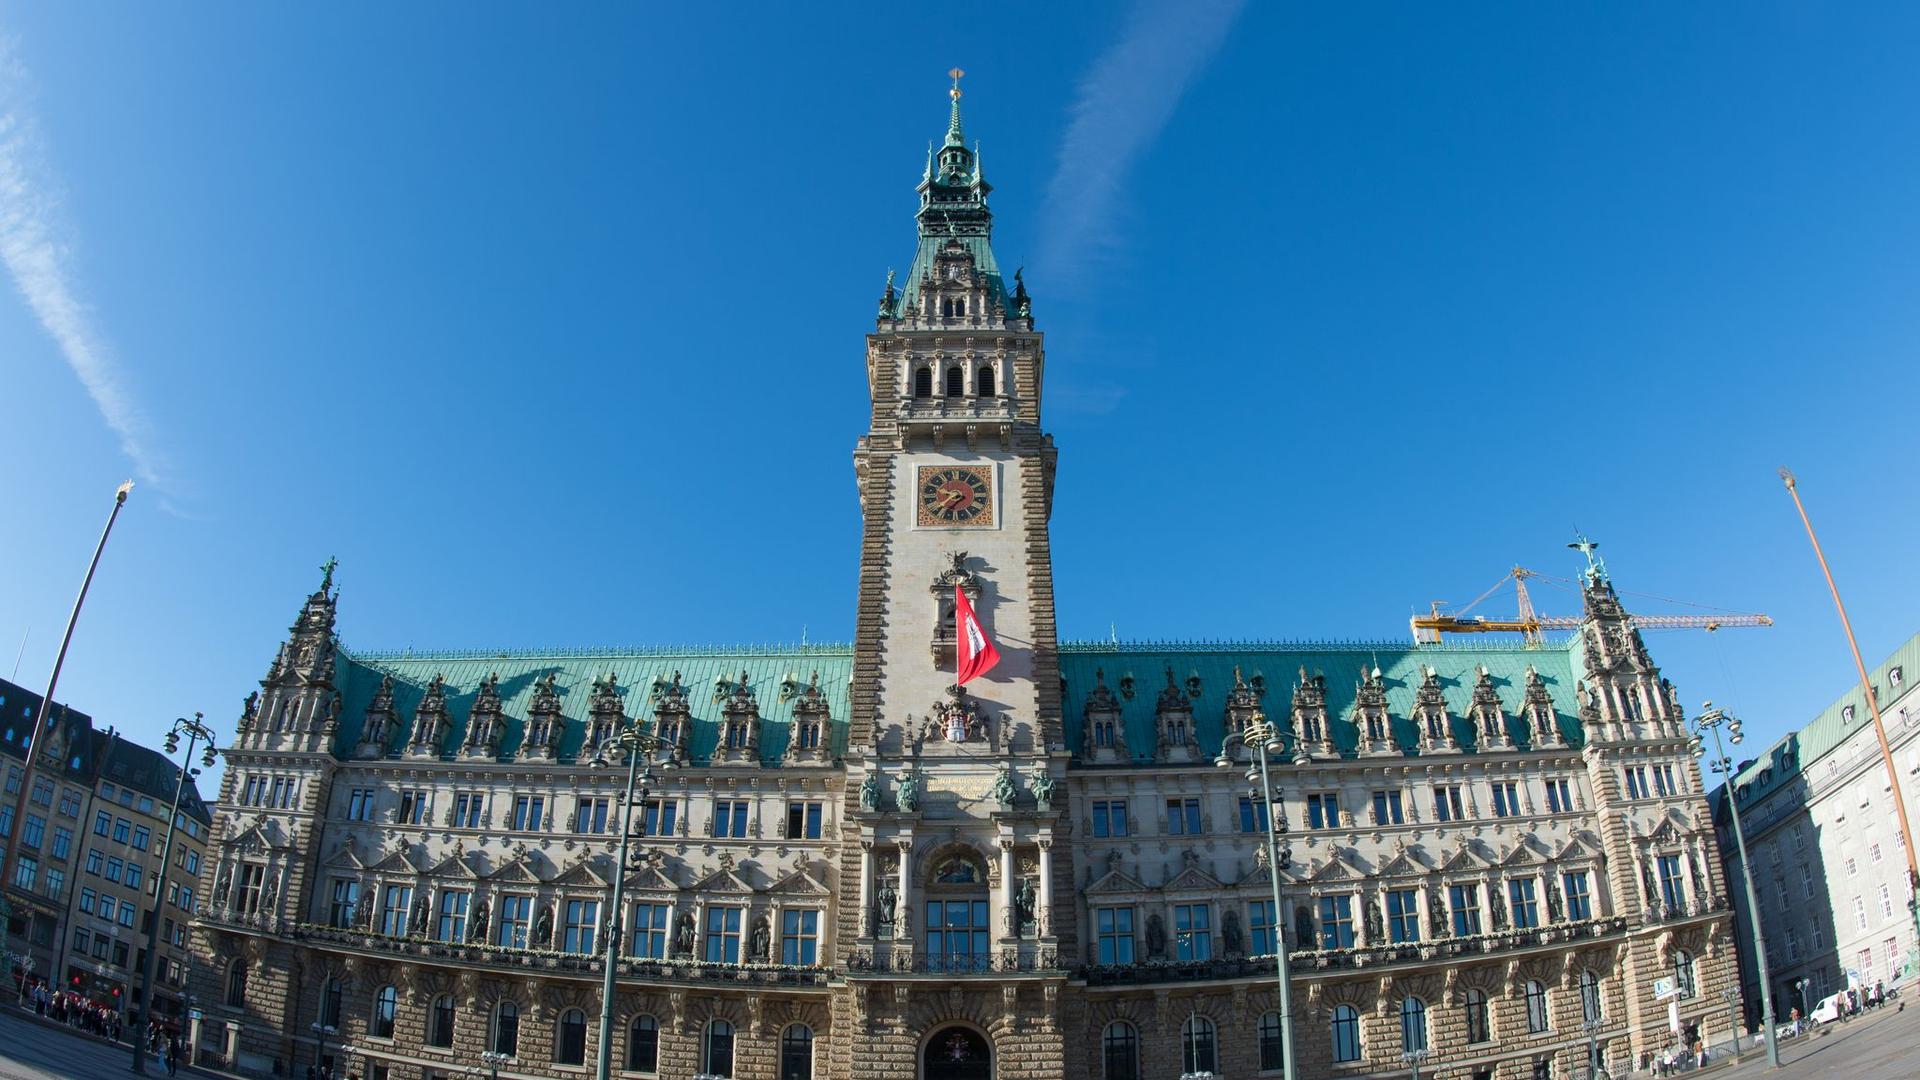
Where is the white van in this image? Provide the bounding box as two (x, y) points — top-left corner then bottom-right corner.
(1809, 991), (1850, 1025)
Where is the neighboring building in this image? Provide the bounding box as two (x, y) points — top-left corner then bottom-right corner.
(189, 83), (1740, 1080)
(1713, 631), (1920, 1023)
(59, 728), (213, 1028)
(0, 678), (99, 987)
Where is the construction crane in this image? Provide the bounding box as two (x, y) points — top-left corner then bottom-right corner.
(1410, 540), (1772, 646)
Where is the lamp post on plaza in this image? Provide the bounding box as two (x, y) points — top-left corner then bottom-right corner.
(1793, 978), (1810, 1030)
(1582, 1015), (1605, 1079)
(130, 713), (217, 1075)
(1688, 703), (1779, 1069)
(480, 1050), (515, 1080)
(1720, 988), (1742, 1059)
(1216, 712), (1301, 1080)
(1174, 929), (1215, 1080)
(1401, 1047), (1429, 1080)
(590, 721), (673, 1080)
(309, 1022), (337, 1078)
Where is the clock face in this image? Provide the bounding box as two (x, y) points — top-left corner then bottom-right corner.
(916, 465), (994, 527)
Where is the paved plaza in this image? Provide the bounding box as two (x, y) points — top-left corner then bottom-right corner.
(0, 1007), (186, 1080)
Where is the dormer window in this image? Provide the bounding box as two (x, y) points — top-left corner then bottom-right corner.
(976, 365), (995, 397)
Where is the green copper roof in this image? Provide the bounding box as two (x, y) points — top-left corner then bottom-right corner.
(891, 88), (1008, 318)
(1058, 640), (1585, 762)
(332, 645), (853, 764)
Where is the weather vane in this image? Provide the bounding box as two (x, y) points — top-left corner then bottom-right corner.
(949, 67), (965, 100)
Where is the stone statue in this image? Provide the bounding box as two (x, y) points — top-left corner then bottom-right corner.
(1363, 897), (1383, 943)
(859, 771), (881, 812)
(1223, 909), (1243, 955)
(215, 865), (233, 905)
(410, 896), (429, 937)
(750, 916), (771, 961)
(1545, 879), (1563, 922)
(1026, 764), (1056, 812)
(260, 878), (279, 916)
(875, 882), (898, 932)
(1015, 881), (1036, 929)
(989, 764), (1016, 810)
(1429, 886), (1450, 938)
(1294, 905), (1314, 949)
(1145, 913), (1167, 959)
(470, 900), (490, 943)
(896, 769), (920, 813)
(675, 912), (696, 955)
(359, 893), (378, 932)
(535, 904), (555, 948)
(242, 691), (258, 721)
(1488, 888), (1508, 932)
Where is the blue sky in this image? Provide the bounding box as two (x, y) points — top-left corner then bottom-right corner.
(3, 3), (1918, 790)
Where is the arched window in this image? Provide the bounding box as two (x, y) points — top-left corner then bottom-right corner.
(1182, 1015), (1216, 1073)
(428, 994), (455, 1048)
(1465, 988), (1492, 1044)
(372, 985), (397, 1039)
(1673, 950), (1697, 1000)
(945, 366), (965, 397)
(493, 1001), (520, 1057)
(1525, 979), (1550, 1033)
(225, 960), (248, 1007)
(976, 366), (995, 397)
(779, 1023), (814, 1080)
(320, 977), (342, 1028)
(914, 366), (933, 398)
(1580, 969), (1603, 1023)
(1258, 1011), (1286, 1071)
(555, 1008), (587, 1066)
(704, 1018), (736, 1077)
(628, 1015), (659, 1072)
(1331, 1003), (1361, 1063)
(1101, 1021), (1140, 1080)
(1400, 996), (1428, 1054)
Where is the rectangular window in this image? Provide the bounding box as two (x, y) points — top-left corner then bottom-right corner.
(93, 810), (111, 836)
(498, 894), (532, 948)
(329, 879), (360, 928)
(398, 791), (428, 825)
(1096, 907), (1136, 965)
(242, 776), (260, 806)
(74, 928), (90, 954)
(562, 899), (598, 954)
(381, 884), (413, 936)
(92, 936), (108, 960)
(29, 777), (52, 807)
(3, 766), (17, 794)
(105, 857), (123, 883)
(1545, 778), (1573, 813)
(1166, 798), (1202, 835)
(712, 800), (750, 838)
(79, 887), (95, 914)
(438, 890), (470, 942)
(1238, 796), (1270, 833)
(1882, 884), (1895, 920)
(131, 825), (150, 852)
(1872, 843), (1884, 864)
(1509, 878), (1540, 929)
(1656, 854), (1685, 911)
(347, 788), (375, 821)
(639, 798), (677, 837)
(1248, 899), (1277, 955)
(1386, 889), (1420, 942)
(1563, 872), (1592, 921)
(269, 778), (286, 809)
(112, 818), (130, 843)
(781, 908), (819, 965)
(124, 862), (143, 890)
(1800, 865), (1815, 899)
(1318, 894), (1355, 949)
(1847, 858), (1858, 877)
(631, 902), (670, 959)
(178, 885), (193, 913)
(1434, 786), (1465, 822)
(50, 826), (71, 861)
(117, 900), (135, 928)
(57, 788), (80, 818)
(511, 795), (545, 832)
(704, 905), (742, 963)
(1653, 764), (1678, 797)
(786, 801), (824, 840)
(1624, 767), (1648, 800)
(20, 814), (44, 850)
(925, 899), (990, 972)
(43, 866), (64, 900)
(453, 792), (484, 829)
(1855, 896), (1868, 930)
(1091, 800), (1129, 838)
(1173, 904), (1212, 961)
(1307, 793), (1341, 830)
(1370, 790), (1404, 826)
(1450, 885), (1483, 936)
(574, 798), (611, 835)
(1490, 781), (1521, 818)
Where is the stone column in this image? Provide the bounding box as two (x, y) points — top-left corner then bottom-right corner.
(1038, 838), (1054, 937)
(998, 840), (1017, 940)
(895, 838), (915, 945)
(858, 840), (874, 938)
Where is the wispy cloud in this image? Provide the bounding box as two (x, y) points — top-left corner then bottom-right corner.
(0, 34), (168, 492)
(1035, 0), (1245, 289)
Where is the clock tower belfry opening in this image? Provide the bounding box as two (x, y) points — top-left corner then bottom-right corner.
(834, 77), (1069, 1079)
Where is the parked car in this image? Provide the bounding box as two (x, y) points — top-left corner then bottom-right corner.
(1809, 991), (1851, 1025)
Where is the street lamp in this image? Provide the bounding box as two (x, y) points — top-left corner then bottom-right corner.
(1402, 1048), (1429, 1080)
(1174, 929), (1215, 1080)
(1720, 987), (1742, 1059)
(479, 1050), (514, 1080)
(1582, 1015), (1605, 1079)
(131, 712), (218, 1075)
(1689, 703), (1779, 1069)
(589, 721), (674, 1080)
(1216, 711), (1300, 1080)
(1793, 978), (1809, 1032)
(309, 1022), (338, 1078)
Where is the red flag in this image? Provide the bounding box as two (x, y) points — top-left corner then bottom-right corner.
(954, 585), (1001, 685)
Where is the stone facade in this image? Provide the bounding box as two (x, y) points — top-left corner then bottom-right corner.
(187, 84), (1741, 1080)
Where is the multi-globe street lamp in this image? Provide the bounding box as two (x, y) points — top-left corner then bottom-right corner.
(130, 712), (218, 1075)
(1401, 1047), (1430, 1080)
(1688, 702), (1779, 1069)
(589, 721), (674, 1080)
(1216, 711), (1302, 1080)
(309, 1022), (338, 1077)
(480, 1050), (515, 1080)
(1582, 1014), (1606, 1079)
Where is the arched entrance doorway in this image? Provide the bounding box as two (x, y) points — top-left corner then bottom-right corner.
(923, 1025), (992, 1080)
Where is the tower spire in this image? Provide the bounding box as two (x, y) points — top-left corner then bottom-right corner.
(946, 67), (966, 147)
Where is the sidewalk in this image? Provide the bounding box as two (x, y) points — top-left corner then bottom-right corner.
(0, 1002), (214, 1080)
(1705, 1004), (1916, 1080)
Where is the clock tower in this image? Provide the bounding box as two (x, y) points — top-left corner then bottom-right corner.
(833, 74), (1071, 1078)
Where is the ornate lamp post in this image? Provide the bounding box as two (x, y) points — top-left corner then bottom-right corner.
(309, 1021), (338, 1078)
(480, 1050), (515, 1080)
(1217, 712), (1300, 1080)
(1688, 703), (1779, 1069)
(1175, 929), (1215, 1080)
(1402, 1048), (1430, 1080)
(590, 721), (673, 1080)
(1582, 1015), (1605, 1079)
(130, 712), (217, 1074)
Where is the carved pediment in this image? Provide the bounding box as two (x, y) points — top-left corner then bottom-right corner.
(487, 853), (548, 884)
(1438, 839), (1492, 873)
(1376, 845), (1429, 879)
(1552, 833), (1604, 864)
(367, 844), (430, 876)
(1164, 866), (1224, 893)
(767, 868), (833, 898)
(688, 865), (758, 897)
(621, 864), (681, 894)
(426, 849), (483, 880)
(1500, 840), (1545, 868)
(324, 837), (369, 870)
(1308, 849), (1368, 882)
(1085, 867), (1150, 896)
(551, 857), (616, 889)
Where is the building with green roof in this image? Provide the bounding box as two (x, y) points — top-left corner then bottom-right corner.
(190, 79), (1740, 1080)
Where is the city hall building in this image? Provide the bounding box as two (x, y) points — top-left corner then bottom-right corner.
(190, 86), (1742, 1080)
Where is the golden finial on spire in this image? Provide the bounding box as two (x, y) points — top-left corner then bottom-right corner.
(949, 67), (965, 100)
